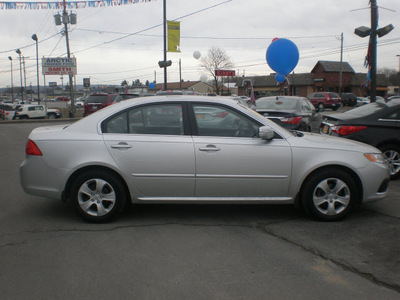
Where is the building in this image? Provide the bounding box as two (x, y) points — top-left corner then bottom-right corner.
(237, 60), (391, 98)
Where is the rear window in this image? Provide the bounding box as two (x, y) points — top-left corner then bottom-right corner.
(85, 95), (108, 104)
(256, 98), (298, 110)
(329, 93), (340, 98)
(114, 94), (139, 103)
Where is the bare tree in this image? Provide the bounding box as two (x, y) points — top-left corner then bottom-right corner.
(200, 47), (234, 94)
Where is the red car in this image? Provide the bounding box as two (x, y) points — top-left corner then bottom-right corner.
(83, 93), (117, 117)
(307, 92), (341, 111)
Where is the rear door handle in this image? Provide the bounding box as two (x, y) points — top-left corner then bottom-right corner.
(111, 142), (132, 149)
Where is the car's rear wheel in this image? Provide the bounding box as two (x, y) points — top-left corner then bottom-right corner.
(318, 103), (324, 109)
(379, 144), (400, 180)
(48, 113), (56, 119)
(70, 170), (127, 222)
(301, 169), (358, 221)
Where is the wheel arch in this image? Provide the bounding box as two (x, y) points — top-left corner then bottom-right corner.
(296, 165), (363, 208)
(62, 165), (131, 204)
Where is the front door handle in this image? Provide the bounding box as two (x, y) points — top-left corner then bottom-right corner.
(199, 145), (221, 152)
(111, 142), (132, 150)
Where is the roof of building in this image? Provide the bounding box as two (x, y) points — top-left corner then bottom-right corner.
(351, 73), (392, 86)
(311, 60), (355, 73)
(236, 73), (314, 87)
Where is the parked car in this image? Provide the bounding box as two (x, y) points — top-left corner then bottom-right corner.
(83, 93), (117, 117)
(20, 96), (389, 223)
(68, 100), (84, 109)
(357, 97), (370, 106)
(340, 93), (357, 107)
(367, 95), (386, 102)
(113, 93), (141, 103)
(14, 104), (61, 120)
(320, 99), (400, 179)
(307, 92), (341, 110)
(0, 104), (16, 120)
(255, 96), (322, 132)
(56, 96), (70, 101)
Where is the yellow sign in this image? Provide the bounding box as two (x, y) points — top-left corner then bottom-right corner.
(167, 21), (180, 53)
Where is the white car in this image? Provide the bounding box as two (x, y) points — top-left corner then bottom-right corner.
(20, 96), (390, 223)
(14, 104), (61, 119)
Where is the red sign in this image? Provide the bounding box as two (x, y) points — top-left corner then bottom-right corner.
(215, 70), (236, 77)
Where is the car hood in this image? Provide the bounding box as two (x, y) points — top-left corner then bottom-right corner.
(288, 131), (380, 153)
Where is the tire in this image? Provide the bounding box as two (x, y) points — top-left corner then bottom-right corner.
(379, 144), (400, 180)
(332, 106), (339, 111)
(318, 103), (324, 109)
(48, 113), (56, 120)
(70, 170), (127, 223)
(301, 169), (358, 221)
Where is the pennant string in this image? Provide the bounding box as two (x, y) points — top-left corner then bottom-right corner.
(0, 0), (154, 10)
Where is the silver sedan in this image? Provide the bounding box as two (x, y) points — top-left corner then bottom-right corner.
(20, 96), (390, 222)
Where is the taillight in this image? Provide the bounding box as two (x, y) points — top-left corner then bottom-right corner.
(26, 140), (42, 156)
(282, 116), (302, 124)
(332, 125), (367, 136)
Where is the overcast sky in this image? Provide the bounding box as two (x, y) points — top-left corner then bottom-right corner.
(0, 0), (399, 89)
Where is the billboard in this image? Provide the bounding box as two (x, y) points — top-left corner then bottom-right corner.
(215, 70), (236, 77)
(42, 57), (77, 76)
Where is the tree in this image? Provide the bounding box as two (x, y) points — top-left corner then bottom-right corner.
(200, 47), (234, 94)
(121, 80), (128, 87)
(378, 67), (400, 87)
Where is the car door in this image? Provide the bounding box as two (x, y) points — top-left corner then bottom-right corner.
(102, 102), (195, 199)
(190, 103), (292, 199)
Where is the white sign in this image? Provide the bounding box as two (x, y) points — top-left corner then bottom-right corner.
(42, 57), (77, 76)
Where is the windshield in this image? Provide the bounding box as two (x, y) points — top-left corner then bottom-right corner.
(256, 98), (298, 110)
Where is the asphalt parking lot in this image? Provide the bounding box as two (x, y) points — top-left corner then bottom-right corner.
(0, 118), (399, 299)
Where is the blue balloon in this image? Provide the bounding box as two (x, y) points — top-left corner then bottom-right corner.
(149, 82), (155, 89)
(266, 38), (299, 75)
(275, 74), (285, 83)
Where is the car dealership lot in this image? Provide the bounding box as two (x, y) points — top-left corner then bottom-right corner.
(1, 120), (399, 299)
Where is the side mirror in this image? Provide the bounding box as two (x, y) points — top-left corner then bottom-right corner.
(259, 126), (275, 140)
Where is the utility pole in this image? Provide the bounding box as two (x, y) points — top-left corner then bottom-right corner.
(62, 0), (75, 117)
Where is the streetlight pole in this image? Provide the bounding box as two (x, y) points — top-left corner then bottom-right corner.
(370, 0), (378, 103)
(163, 0), (167, 90)
(8, 56), (14, 103)
(31, 34), (40, 102)
(354, 0), (394, 102)
(15, 49), (23, 101)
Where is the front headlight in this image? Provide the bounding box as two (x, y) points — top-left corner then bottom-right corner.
(364, 153), (386, 164)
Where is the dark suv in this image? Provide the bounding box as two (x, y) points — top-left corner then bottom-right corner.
(307, 92), (341, 111)
(340, 93), (357, 107)
(83, 93), (117, 117)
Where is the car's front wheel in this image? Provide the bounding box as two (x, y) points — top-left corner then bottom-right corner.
(301, 169), (358, 221)
(379, 144), (400, 180)
(70, 170), (127, 222)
